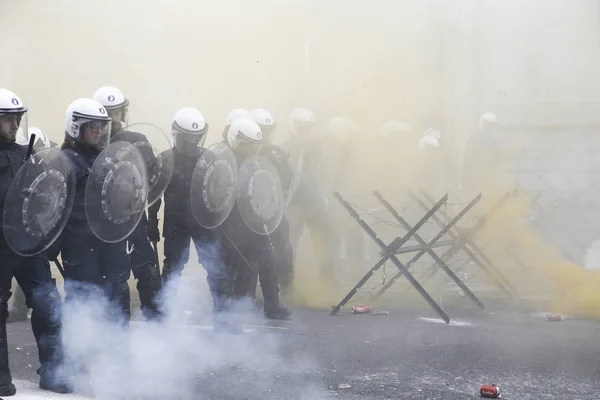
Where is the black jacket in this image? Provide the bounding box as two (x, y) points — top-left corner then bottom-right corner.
(61, 142), (100, 233)
(0, 142), (29, 243)
(148, 147), (214, 238)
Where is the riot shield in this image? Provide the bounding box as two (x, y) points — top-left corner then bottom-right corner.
(85, 141), (148, 243)
(2, 148), (75, 256)
(190, 142), (238, 229)
(285, 149), (304, 209)
(236, 155), (284, 235)
(116, 122), (174, 207)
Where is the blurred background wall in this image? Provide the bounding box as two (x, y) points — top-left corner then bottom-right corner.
(2, 0), (599, 151)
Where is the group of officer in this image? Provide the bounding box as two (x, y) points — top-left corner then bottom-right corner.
(0, 85), (336, 396)
(0, 83), (499, 397)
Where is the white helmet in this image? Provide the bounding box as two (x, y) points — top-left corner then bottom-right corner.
(92, 86), (129, 111)
(171, 107), (209, 152)
(16, 127), (53, 150)
(64, 98), (112, 147)
(226, 117), (263, 150)
(225, 109), (251, 126)
(289, 108), (316, 135)
(0, 88), (27, 116)
(380, 121), (413, 137)
(250, 108), (276, 141)
(479, 112), (498, 130)
(92, 86), (129, 129)
(328, 117), (359, 141)
(0, 88), (28, 142)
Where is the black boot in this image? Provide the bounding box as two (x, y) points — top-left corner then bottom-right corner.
(264, 304), (292, 320)
(38, 365), (74, 394)
(0, 294), (16, 396)
(29, 282), (75, 394)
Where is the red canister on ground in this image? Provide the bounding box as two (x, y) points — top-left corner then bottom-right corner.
(546, 313), (562, 321)
(480, 384), (501, 398)
(351, 305), (372, 314)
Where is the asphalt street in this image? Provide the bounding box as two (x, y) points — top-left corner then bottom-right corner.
(5, 298), (600, 400)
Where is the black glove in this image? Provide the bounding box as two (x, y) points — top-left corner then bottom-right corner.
(147, 219), (160, 243)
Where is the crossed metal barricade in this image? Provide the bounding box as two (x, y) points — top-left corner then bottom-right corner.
(329, 188), (520, 323)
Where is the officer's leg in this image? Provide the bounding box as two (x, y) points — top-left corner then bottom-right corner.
(15, 255), (73, 393)
(220, 238), (253, 301)
(99, 241), (132, 324)
(128, 215), (162, 320)
(192, 236), (228, 312)
(253, 248), (291, 320)
(161, 227), (191, 291)
(7, 280), (28, 322)
(193, 235), (243, 333)
(231, 250), (257, 301)
(0, 247), (17, 396)
(60, 232), (104, 306)
(273, 217), (294, 295)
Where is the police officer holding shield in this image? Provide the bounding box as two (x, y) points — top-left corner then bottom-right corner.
(148, 108), (230, 324)
(59, 98), (132, 323)
(0, 89), (72, 395)
(250, 109), (295, 295)
(8, 127), (57, 323)
(93, 86), (163, 320)
(221, 117), (291, 320)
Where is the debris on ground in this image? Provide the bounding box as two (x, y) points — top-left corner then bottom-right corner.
(546, 313), (562, 321)
(351, 305), (372, 314)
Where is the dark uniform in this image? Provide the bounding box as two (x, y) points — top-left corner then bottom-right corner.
(110, 130), (162, 320)
(148, 147), (229, 316)
(0, 141), (70, 394)
(220, 146), (291, 319)
(59, 141), (131, 323)
(259, 145), (295, 293)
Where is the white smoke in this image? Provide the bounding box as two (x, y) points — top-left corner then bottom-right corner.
(59, 276), (319, 400)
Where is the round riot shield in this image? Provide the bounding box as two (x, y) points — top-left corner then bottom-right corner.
(2, 148), (75, 256)
(115, 122), (174, 207)
(85, 141), (148, 243)
(190, 142), (238, 229)
(236, 155), (284, 235)
(285, 149), (304, 209)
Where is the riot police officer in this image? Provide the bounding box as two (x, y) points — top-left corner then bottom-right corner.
(59, 98), (131, 323)
(250, 109), (295, 295)
(221, 117), (291, 320)
(8, 127), (57, 323)
(93, 86), (163, 320)
(0, 89), (71, 395)
(148, 108), (230, 325)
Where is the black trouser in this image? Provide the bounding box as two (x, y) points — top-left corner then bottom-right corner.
(221, 237), (281, 310)
(0, 245), (63, 387)
(271, 216), (294, 293)
(60, 230), (131, 324)
(161, 225), (229, 313)
(128, 214), (162, 319)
